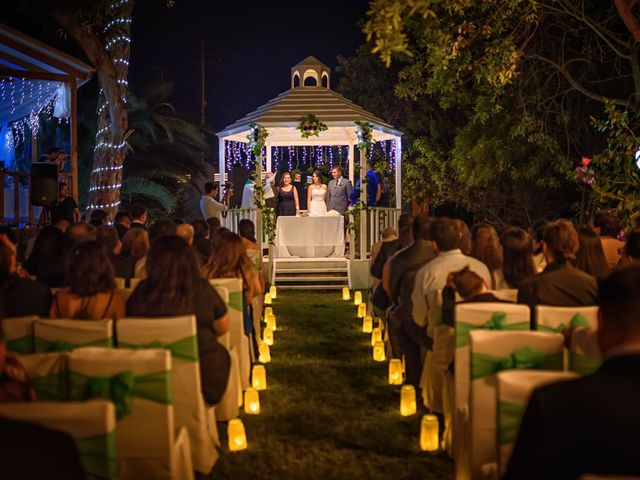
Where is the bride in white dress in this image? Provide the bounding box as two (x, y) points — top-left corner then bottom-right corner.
(307, 169), (328, 216)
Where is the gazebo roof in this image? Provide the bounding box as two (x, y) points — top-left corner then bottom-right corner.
(218, 57), (402, 142)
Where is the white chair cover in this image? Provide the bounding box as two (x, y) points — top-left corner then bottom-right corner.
(569, 327), (602, 376)
(34, 319), (113, 352)
(214, 346), (242, 421)
(16, 352), (66, 401)
(452, 303), (530, 479)
(420, 289), (449, 413)
(496, 370), (578, 476)
(488, 289), (518, 302)
(0, 400), (118, 479)
(117, 316), (219, 474)
(468, 330), (564, 479)
(2, 316), (38, 353)
(535, 305), (598, 332)
(68, 347), (192, 480)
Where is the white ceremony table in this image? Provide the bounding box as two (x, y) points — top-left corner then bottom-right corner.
(274, 215), (344, 258)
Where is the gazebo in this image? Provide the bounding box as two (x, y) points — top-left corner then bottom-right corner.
(218, 57), (402, 268)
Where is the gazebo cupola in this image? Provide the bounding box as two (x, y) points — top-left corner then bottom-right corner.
(291, 56), (331, 89)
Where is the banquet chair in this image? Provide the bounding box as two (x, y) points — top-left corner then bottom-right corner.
(534, 305), (598, 332)
(2, 315), (38, 353)
(16, 351), (67, 401)
(117, 315), (220, 474)
(569, 327), (602, 376)
(468, 330), (564, 479)
(34, 319), (113, 353)
(0, 400), (118, 479)
(67, 347), (193, 480)
(496, 370), (578, 477)
(488, 289), (518, 303)
(452, 303), (530, 479)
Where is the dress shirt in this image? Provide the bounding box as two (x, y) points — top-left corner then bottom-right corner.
(200, 194), (227, 221)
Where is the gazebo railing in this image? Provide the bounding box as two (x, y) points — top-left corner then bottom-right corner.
(223, 208), (268, 248)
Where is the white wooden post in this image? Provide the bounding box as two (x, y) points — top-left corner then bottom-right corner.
(395, 136), (402, 209)
(359, 146), (367, 260)
(266, 143), (272, 174)
(218, 138), (226, 201)
(348, 144), (355, 184)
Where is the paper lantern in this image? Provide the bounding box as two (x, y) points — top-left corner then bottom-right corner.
(130, 277), (141, 290)
(252, 364), (267, 391)
(388, 359), (403, 385)
(362, 315), (373, 333)
(269, 285), (277, 299)
(420, 414), (439, 451)
(342, 287), (351, 301)
(376, 317), (384, 331)
(227, 419), (248, 451)
(263, 327), (274, 346)
(354, 291), (362, 306)
(258, 342), (271, 363)
(373, 341), (386, 362)
(264, 293), (272, 305)
(115, 277), (125, 289)
(357, 303), (367, 318)
(264, 307), (273, 321)
(371, 328), (382, 346)
(266, 314), (277, 331)
(400, 384), (417, 416)
(244, 387), (261, 415)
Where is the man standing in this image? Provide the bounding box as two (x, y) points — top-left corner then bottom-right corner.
(326, 165), (353, 214)
(200, 182), (231, 222)
(350, 161), (379, 207)
(42, 181), (79, 225)
(129, 203), (147, 230)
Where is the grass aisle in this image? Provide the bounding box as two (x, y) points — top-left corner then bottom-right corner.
(211, 290), (453, 480)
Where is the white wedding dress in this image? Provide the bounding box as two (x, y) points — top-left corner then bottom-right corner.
(309, 186), (327, 216)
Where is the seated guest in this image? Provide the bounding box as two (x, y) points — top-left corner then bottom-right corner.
(65, 222), (97, 248)
(529, 219), (548, 272)
(89, 209), (108, 227)
(211, 226), (230, 251)
(121, 227), (149, 263)
(371, 227), (398, 264)
(206, 216), (222, 248)
(96, 225), (135, 286)
(621, 230), (640, 264)
(0, 341), (35, 402)
(575, 226), (610, 283)
(176, 223), (206, 267)
(518, 220), (598, 327)
(126, 235), (230, 405)
(0, 240), (52, 317)
(191, 219), (212, 260)
(238, 219), (263, 277)
(505, 264), (640, 479)
(593, 211), (624, 268)
(453, 219), (472, 255)
(21, 225), (67, 288)
(133, 219), (177, 278)
(471, 222), (505, 289)
(128, 203), (147, 230)
(500, 227), (537, 289)
(50, 241), (125, 320)
(114, 210), (131, 240)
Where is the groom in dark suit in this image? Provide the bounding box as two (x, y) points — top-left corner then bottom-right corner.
(327, 165), (353, 214)
(505, 263), (640, 479)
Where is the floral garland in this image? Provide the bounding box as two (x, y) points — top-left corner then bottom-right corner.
(247, 123), (269, 157)
(355, 121), (374, 152)
(297, 114), (328, 139)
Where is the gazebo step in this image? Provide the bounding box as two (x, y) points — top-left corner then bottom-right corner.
(276, 268), (348, 274)
(277, 284), (346, 290)
(275, 276), (348, 283)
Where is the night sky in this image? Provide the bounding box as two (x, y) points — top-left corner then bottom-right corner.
(130, 0), (371, 131)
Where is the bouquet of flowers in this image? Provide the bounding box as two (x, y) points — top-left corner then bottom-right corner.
(297, 114), (328, 138)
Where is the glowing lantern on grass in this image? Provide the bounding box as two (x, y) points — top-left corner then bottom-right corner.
(264, 293), (272, 305)
(252, 365), (267, 391)
(130, 277), (141, 290)
(342, 287), (351, 301)
(388, 359), (403, 385)
(263, 327), (274, 346)
(362, 316), (373, 333)
(228, 419), (248, 451)
(264, 307), (273, 321)
(376, 317), (384, 331)
(244, 387), (261, 415)
(269, 286), (277, 299)
(266, 314), (277, 331)
(371, 328), (382, 346)
(400, 385), (417, 416)
(258, 342), (271, 363)
(354, 291), (362, 305)
(115, 277), (125, 289)
(357, 303), (367, 318)
(373, 341), (386, 362)
(420, 414), (439, 451)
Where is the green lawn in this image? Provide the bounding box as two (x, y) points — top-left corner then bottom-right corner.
(209, 290), (453, 480)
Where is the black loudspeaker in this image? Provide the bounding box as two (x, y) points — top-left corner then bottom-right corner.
(30, 163), (59, 207)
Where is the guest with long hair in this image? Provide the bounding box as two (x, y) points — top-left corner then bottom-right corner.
(126, 235), (230, 405)
(120, 228), (149, 262)
(500, 227), (537, 289)
(22, 225), (67, 287)
(471, 221), (504, 289)
(575, 226), (610, 283)
(50, 241), (125, 320)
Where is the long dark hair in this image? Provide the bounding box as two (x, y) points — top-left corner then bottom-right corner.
(238, 219), (257, 244)
(203, 231), (254, 287)
(24, 226), (65, 275)
(471, 222), (503, 287)
(501, 227), (536, 289)
(67, 241), (116, 296)
(134, 235), (201, 314)
(575, 226), (610, 281)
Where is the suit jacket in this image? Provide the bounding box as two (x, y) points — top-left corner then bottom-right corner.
(108, 252), (136, 286)
(504, 354), (640, 479)
(326, 176), (353, 214)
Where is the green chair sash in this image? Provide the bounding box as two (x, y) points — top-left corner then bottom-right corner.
(69, 370), (172, 419)
(228, 291), (243, 312)
(537, 312), (590, 333)
(76, 431), (118, 479)
(119, 336), (199, 362)
(570, 352), (602, 376)
(6, 335), (34, 354)
(471, 347), (563, 380)
(456, 312), (529, 347)
(34, 336), (113, 353)
(497, 400), (526, 446)
(31, 371), (66, 401)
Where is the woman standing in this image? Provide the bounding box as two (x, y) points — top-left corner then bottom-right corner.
(307, 169), (327, 216)
(276, 172), (299, 217)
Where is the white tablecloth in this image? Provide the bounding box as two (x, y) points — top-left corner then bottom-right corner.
(275, 216), (344, 258)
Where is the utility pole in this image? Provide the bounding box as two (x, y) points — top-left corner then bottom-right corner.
(200, 38), (206, 127)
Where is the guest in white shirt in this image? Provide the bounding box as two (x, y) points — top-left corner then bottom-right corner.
(200, 182), (231, 222)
